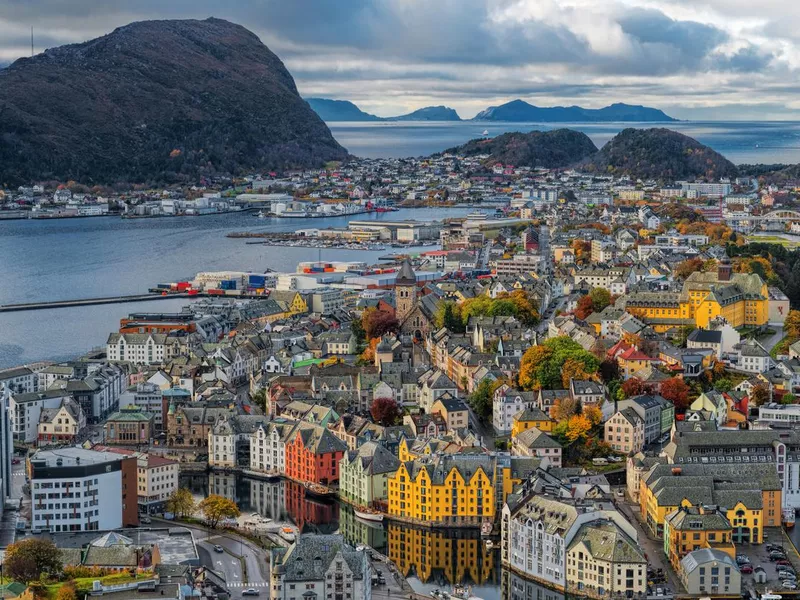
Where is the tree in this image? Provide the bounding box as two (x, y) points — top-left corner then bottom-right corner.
(4, 539), (62, 583)
(674, 257), (704, 279)
(350, 316), (366, 345)
(361, 308), (399, 341)
(435, 301), (465, 333)
(750, 383), (770, 407)
(198, 495), (240, 528)
(562, 358), (593, 389)
(370, 397), (402, 425)
(589, 288), (611, 312)
(166, 488), (196, 518)
(785, 310), (800, 341)
(565, 414), (592, 442)
(621, 378), (648, 398)
(782, 393), (797, 405)
(660, 377), (691, 412)
(56, 582), (78, 600)
(468, 379), (497, 420)
(550, 397), (580, 422)
(519, 337), (600, 391)
(574, 295), (595, 320)
(598, 359), (621, 383)
(583, 404), (603, 426)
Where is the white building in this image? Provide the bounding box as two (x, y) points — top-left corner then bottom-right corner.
(0, 367), (37, 394)
(249, 420), (295, 475)
(29, 446), (137, 532)
(119, 383), (165, 431)
(9, 389), (70, 443)
(106, 333), (167, 365)
(493, 385), (537, 434)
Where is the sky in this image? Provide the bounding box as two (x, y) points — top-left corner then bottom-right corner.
(1, 0), (799, 120)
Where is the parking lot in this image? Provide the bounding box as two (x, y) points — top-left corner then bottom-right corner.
(735, 527), (800, 596)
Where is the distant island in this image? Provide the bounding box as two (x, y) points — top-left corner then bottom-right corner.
(473, 100), (676, 122)
(308, 97), (675, 123)
(306, 98), (461, 122)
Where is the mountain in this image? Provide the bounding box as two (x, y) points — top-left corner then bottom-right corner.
(577, 128), (737, 180)
(473, 100), (676, 122)
(0, 18), (348, 185)
(443, 129), (598, 168)
(388, 106), (461, 121)
(305, 98), (381, 122)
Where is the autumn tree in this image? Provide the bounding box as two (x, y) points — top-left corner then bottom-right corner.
(4, 539), (62, 583)
(565, 414), (592, 442)
(621, 378), (652, 398)
(785, 310), (800, 341)
(361, 308), (399, 340)
(56, 582), (78, 600)
(660, 377), (691, 412)
(435, 301), (465, 332)
(750, 383), (771, 407)
(370, 397), (402, 426)
(562, 358), (595, 389)
(198, 495), (240, 528)
(574, 295), (595, 320)
(519, 337), (600, 391)
(497, 290), (540, 326)
(359, 337), (380, 364)
(166, 488), (196, 518)
(589, 288), (611, 313)
(674, 257), (704, 279)
(583, 404), (603, 426)
(550, 397), (580, 422)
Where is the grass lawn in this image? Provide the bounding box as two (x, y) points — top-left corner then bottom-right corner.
(45, 574), (155, 598)
(746, 235), (800, 248)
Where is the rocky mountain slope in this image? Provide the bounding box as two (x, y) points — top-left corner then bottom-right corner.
(0, 18), (348, 184)
(444, 129), (598, 168)
(577, 128), (738, 180)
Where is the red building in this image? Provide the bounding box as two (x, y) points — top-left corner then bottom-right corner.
(284, 424), (347, 485)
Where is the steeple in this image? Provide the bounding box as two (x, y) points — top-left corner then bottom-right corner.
(395, 259), (418, 322)
(396, 259), (417, 286)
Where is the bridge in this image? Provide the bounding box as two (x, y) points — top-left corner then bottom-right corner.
(728, 209), (800, 223)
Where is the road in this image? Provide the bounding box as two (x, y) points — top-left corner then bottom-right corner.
(761, 324), (785, 353)
(153, 517), (269, 597)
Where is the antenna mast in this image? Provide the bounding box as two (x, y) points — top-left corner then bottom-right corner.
(31, 27), (34, 56)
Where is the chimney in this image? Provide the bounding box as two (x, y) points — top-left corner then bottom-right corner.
(718, 257), (731, 282)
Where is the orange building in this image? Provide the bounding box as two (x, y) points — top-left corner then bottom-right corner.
(284, 424), (348, 485)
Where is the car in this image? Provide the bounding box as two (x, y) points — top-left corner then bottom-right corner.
(213, 545), (224, 553)
(11, 458), (20, 465)
(242, 589), (260, 596)
(736, 555), (750, 564)
(776, 561), (793, 569)
(778, 571), (796, 581)
(740, 565), (753, 574)
(767, 544), (783, 552)
(139, 516), (151, 524)
(783, 581), (798, 591)
(770, 552), (788, 560)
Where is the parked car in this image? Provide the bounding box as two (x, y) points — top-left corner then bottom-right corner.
(776, 564), (794, 571)
(783, 581), (798, 591)
(770, 552), (788, 561)
(214, 545), (224, 553)
(139, 516), (151, 525)
(740, 565), (753, 574)
(736, 555), (750, 565)
(777, 560), (793, 567)
(11, 458), (20, 465)
(778, 571), (796, 581)
(243, 589), (260, 596)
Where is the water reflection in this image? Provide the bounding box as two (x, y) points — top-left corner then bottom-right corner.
(182, 474), (571, 600)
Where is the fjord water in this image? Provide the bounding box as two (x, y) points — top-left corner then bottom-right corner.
(329, 120), (800, 164)
(0, 208), (472, 368)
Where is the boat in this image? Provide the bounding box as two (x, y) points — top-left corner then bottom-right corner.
(278, 526), (296, 542)
(484, 540), (494, 550)
(467, 211), (487, 219)
(452, 584), (472, 600)
(304, 482), (336, 499)
(256, 210), (267, 219)
(480, 521), (493, 536)
(783, 508), (795, 528)
(482, 129), (489, 136)
(354, 507), (385, 523)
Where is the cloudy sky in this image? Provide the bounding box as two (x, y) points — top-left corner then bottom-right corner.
(1, 0), (798, 119)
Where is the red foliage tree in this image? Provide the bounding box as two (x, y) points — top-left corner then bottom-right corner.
(574, 295), (595, 320)
(370, 397), (402, 426)
(660, 377), (691, 412)
(621, 377), (653, 398)
(362, 308), (399, 340)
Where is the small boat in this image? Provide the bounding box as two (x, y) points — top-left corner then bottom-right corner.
(484, 540), (494, 550)
(354, 507), (384, 523)
(480, 521), (493, 536)
(452, 584), (472, 600)
(467, 211), (487, 219)
(304, 482), (335, 499)
(256, 210), (267, 219)
(278, 526), (296, 542)
(482, 130), (489, 136)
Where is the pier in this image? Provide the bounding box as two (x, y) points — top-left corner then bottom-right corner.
(0, 293), (192, 313)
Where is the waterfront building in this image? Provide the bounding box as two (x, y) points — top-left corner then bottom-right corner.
(269, 534), (371, 600)
(565, 520), (647, 598)
(30, 446), (138, 532)
(284, 423), (348, 485)
(249, 418), (296, 475)
(501, 492), (638, 592)
(207, 414), (266, 468)
(339, 441), (400, 507)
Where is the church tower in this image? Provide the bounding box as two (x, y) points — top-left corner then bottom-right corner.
(395, 259), (418, 322)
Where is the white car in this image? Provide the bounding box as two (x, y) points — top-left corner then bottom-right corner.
(782, 581), (798, 590)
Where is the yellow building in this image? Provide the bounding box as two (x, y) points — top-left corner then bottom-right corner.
(639, 463), (781, 541)
(511, 407), (554, 438)
(620, 261), (768, 332)
(387, 524), (494, 585)
(388, 454), (540, 526)
(269, 291), (308, 315)
(663, 504), (734, 573)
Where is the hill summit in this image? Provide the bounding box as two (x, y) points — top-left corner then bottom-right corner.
(0, 18), (348, 184)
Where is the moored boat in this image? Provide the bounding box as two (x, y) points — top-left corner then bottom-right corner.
(279, 526), (296, 542)
(304, 482), (336, 499)
(783, 508), (795, 528)
(354, 507), (384, 523)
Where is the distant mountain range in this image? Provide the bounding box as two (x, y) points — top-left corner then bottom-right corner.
(306, 98), (461, 122)
(308, 97), (675, 123)
(0, 18), (347, 185)
(473, 100), (676, 122)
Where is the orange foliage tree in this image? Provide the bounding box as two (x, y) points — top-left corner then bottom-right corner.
(565, 414), (592, 442)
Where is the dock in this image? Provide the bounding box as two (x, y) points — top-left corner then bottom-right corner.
(0, 293), (192, 313)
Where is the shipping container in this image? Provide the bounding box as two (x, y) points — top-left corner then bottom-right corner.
(208, 289), (224, 295)
(156, 283), (172, 289)
(188, 289), (199, 296)
(176, 282), (191, 291)
(249, 274), (267, 286)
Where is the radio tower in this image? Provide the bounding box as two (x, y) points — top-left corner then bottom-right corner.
(31, 27), (34, 56)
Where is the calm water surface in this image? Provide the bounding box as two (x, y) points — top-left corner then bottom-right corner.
(0, 208), (472, 368)
(329, 120), (800, 165)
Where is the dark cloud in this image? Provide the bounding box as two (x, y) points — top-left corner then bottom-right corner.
(712, 45), (774, 72)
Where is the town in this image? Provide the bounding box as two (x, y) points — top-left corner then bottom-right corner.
(4, 152), (800, 600)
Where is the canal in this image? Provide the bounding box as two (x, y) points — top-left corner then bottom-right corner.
(182, 473), (567, 600)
